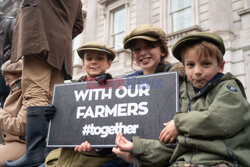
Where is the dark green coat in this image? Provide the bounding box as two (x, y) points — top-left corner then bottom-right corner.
(133, 73), (250, 167)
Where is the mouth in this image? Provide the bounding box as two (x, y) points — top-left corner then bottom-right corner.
(140, 57), (151, 63)
(90, 66), (99, 69)
(193, 78), (205, 84)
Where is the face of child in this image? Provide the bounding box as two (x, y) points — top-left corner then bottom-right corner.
(183, 48), (224, 90)
(131, 39), (165, 74)
(83, 50), (112, 78)
(4, 73), (21, 87)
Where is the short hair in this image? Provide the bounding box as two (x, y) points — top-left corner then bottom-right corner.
(180, 41), (224, 65)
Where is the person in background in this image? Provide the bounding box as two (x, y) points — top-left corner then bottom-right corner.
(44, 42), (129, 167)
(0, 60), (26, 167)
(114, 32), (250, 167)
(112, 24), (185, 166)
(0, 14), (15, 108)
(5, 0), (83, 166)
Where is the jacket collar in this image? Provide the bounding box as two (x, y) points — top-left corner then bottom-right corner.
(78, 75), (97, 82)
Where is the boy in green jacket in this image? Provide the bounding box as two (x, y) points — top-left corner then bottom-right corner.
(113, 32), (250, 167)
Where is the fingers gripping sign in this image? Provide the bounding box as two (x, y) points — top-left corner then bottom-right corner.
(112, 133), (135, 164)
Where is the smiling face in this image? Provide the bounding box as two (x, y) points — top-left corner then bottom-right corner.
(130, 39), (166, 75)
(83, 50), (112, 78)
(183, 48), (224, 90)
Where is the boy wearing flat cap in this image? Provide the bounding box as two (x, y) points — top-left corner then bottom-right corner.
(0, 60), (27, 166)
(113, 32), (250, 167)
(44, 42), (129, 167)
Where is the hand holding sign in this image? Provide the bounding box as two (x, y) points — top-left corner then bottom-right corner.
(112, 133), (134, 164)
(47, 72), (178, 147)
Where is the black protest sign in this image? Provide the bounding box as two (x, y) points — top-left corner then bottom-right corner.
(47, 72), (178, 148)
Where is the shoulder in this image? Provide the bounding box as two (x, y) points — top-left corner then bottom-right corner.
(215, 73), (246, 98)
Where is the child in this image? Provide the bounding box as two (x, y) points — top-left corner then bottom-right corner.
(44, 42), (129, 167)
(113, 32), (250, 167)
(0, 60), (26, 167)
(112, 24), (185, 165)
(123, 24), (184, 79)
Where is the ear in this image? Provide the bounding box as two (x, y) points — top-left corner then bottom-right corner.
(161, 52), (166, 58)
(218, 60), (225, 73)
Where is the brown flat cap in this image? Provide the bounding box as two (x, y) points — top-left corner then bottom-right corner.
(1, 60), (22, 74)
(172, 32), (225, 61)
(123, 24), (168, 49)
(77, 41), (116, 61)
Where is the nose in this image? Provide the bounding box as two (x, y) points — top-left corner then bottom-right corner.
(139, 48), (147, 55)
(90, 58), (97, 64)
(194, 65), (202, 75)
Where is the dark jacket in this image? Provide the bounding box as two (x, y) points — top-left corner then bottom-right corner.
(0, 15), (15, 103)
(0, 15), (15, 65)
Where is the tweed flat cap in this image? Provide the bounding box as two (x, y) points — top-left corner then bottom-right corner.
(123, 24), (168, 49)
(172, 32), (225, 61)
(77, 41), (116, 61)
(1, 60), (22, 74)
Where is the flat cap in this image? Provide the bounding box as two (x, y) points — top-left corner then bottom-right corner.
(172, 32), (225, 61)
(123, 24), (168, 49)
(77, 41), (116, 61)
(1, 60), (22, 74)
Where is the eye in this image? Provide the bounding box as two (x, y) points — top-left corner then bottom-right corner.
(202, 62), (211, 67)
(97, 56), (104, 60)
(85, 57), (92, 61)
(132, 47), (141, 54)
(185, 63), (194, 68)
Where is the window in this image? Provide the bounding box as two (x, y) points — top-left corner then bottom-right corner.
(169, 0), (192, 32)
(110, 6), (125, 51)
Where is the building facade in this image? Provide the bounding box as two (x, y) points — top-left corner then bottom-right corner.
(73, 0), (250, 101)
(1, 0), (250, 101)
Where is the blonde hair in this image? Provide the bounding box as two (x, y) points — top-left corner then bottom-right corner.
(180, 41), (224, 65)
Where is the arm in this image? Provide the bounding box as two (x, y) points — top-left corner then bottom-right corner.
(0, 104), (26, 136)
(132, 136), (174, 167)
(112, 133), (174, 167)
(175, 80), (250, 138)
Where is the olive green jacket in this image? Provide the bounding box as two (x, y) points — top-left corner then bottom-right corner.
(132, 73), (250, 167)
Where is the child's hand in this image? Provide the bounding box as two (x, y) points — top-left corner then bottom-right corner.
(74, 141), (93, 152)
(112, 147), (134, 164)
(159, 120), (178, 143)
(115, 133), (133, 152)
